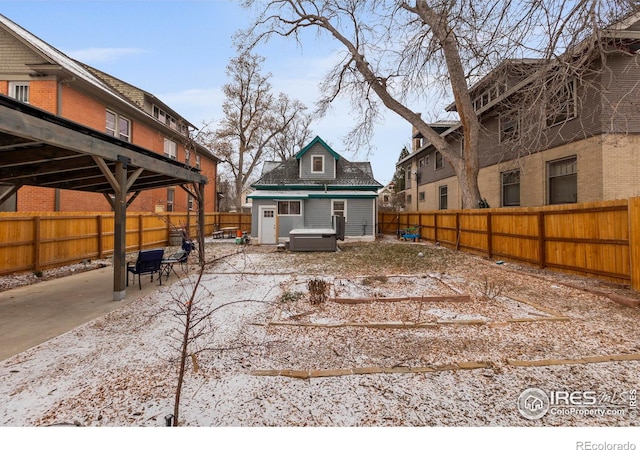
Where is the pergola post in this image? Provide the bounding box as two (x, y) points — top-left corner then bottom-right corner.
(198, 182), (206, 266)
(113, 158), (128, 301)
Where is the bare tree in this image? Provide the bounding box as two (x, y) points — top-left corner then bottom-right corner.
(239, 0), (638, 208)
(265, 93), (313, 161)
(208, 51), (312, 210)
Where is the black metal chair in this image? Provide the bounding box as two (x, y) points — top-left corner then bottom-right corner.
(126, 248), (164, 289)
(161, 239), (194, 280)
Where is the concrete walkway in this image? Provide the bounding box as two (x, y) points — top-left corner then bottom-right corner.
(0, 266), (180, 361)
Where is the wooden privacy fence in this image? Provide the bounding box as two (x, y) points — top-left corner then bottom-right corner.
(379, 198), (640, 290)
(0, 211), (251, 275)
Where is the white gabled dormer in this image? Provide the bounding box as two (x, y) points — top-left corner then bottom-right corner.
(296, 136), (340, 181)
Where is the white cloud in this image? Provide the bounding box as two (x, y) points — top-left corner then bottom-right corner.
(157, 87), (225, 129)
(66, 47), (147, 64)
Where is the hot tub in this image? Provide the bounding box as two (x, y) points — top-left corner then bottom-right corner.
(288, 228), (337, 252)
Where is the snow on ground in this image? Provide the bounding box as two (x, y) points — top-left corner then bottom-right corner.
(1, 239), (640, 446)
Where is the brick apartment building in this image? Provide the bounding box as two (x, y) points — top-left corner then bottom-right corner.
(398, 14), (640, 211)
(0, 14), (219, 213)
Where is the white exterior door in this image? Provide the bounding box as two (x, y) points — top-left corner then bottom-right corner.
(259, 206), (277, 244)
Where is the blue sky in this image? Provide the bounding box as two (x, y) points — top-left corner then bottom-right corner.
(0, 0), (412, 184)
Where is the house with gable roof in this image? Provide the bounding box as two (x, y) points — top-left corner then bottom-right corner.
(0, 14), (219, 213)
(248, 136), (382, 244)
(397, 14), (640, 211)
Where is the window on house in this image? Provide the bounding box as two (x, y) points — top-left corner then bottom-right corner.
(331, 200), (346, 221)
(419, 192), (425, 202)
(405, 167), (412, 188)
(548, 156), (577, 204)
(106, 111), (117, 136)
(278, 200), (301, 215)
(188, 194), (194, 211)
(501, 170), (521, 206)
(195, 155), (201, 169)
(185, 150), (191, 166)
(406, 194), (412, 205)
(383, 195), (389, 203)
(439, 185), (448, 210)
(105, 110), (131, 142)
(418, 158), (425, 168)
(164, 139), (177, 160)
(547, 79), (577, 127)
(9, 82), (29, 103)
(167, 189), (175, 212)
(312, 155), (324, 173)
(118, 117), (131, 142)
(153, 104), (184, 133)
(500, 116), (519, 143)
(435, 151), (444, 170)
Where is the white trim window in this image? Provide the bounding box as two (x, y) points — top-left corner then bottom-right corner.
(312, 155), (324, 173)
(9, 81), (29, 103)
(188, 194), (194, 211)
(277, 200), (301, 216)
(548, 156), (577, 204)
(164, 138), (177, 160)
(331, 199), (347, 222)
(439, 185), (448, 210)
(435, 151), (444, 170)
(106, 110), (131, 142)
(501, 170), (520, 206)
(167, 189), (175, 212)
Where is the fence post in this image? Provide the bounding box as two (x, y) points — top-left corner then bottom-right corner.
(629, 197), (640, 291)
(137, 214), (143, 250)
(97, 215), (103, 259)
(486, 212), (493, 259)
(434, 213), (438, 244)
(33, 216), (40, 273)
(455, 212), (460, 250)
(538, 211), (546, 269)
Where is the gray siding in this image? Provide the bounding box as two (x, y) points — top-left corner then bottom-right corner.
(0, 27), (48, 75)
(299, 142), (336, 180)
(601, 54), (640, 133)
(343, 198), (376, 237)
(304, 198), (332, 228)
(277, 215), (305, 238)
(413, 52), (640, 187)
(303, 197), (375, 237)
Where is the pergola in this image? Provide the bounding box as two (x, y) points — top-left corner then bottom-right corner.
(0, 95), (208, 300)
